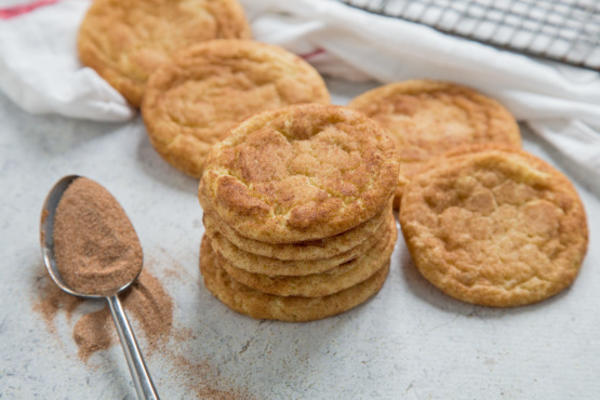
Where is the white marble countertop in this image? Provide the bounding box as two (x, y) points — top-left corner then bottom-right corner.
(1, 79), (599, 399)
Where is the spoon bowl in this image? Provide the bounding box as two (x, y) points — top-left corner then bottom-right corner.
(40, 175), (159, 400)
(41, 174), (142, 299)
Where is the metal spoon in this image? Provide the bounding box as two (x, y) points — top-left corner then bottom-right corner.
(40, 175), (159, 400)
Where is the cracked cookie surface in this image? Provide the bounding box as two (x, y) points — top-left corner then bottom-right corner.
(143, 40), (330, 177)
(198, 104), (399, 243)
(202, 199), (391, 261)
(399, 148), (588, 307)
(78, 0), (251, 107)
(199, 237), (390, 321)
(349, 80), (521, 207)
(216, 214), (397, 297)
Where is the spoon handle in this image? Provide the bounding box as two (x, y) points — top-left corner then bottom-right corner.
(107, 294), (160, 400)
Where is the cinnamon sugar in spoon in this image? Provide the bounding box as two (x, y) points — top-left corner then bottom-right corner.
(40, 175), (159, 400)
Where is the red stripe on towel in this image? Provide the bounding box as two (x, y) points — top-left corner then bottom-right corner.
(299, 48), (325, 60)
(0, 0), (61, 19)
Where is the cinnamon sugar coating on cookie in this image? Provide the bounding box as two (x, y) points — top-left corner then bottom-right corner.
(207, 215), (385, 276)
(198, 104), (399, 243)
(199, 237), (390, 322)
(399, 149), (588, 307)
(202, 200), (391, 261)
(216, 215), (397, 297)
(143, 40), (330, 177)
(78, 0), (251, 107)
(349, 80), (521, 205)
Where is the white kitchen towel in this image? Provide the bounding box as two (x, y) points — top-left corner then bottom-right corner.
(239, 0), (600, 179)
(0, 0), (134, 121)
(0, 0), (599, 178)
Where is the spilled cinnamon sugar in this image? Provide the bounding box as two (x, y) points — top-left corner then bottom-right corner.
(33, 272), (83, 333)
(33, 264), (252, 399)
(33, 268), (173, 361)
(74, 270), (173, 360)
(53, 177), (143, 295)
(174, 356), (254, 400)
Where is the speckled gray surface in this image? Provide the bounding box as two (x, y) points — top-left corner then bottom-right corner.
(1, 79), (599, 399)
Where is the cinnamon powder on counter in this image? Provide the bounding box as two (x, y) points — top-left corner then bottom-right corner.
(53, 177), (143, 295)
(174, 356), (255, 400)
(33, 265), (250, 398)
(33, 272), (83, 333)
(73, 270), (173, 360)
(34, 267), (173, 361)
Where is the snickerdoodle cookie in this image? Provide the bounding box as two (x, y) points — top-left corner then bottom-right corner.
(399, 148), (588, 307)
(142, 40), (330, 177)
(207, 220), (383, 276)
(200, 237), (390, 321)
(217, 215), (397, 297)
(78, 0), (251, 107)
(349, 80), (521, 207)
(198, 104), (399, 243)
(202, 202), (390, 261)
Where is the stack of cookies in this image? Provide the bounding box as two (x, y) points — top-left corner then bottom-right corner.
(198, 104), (400, 321)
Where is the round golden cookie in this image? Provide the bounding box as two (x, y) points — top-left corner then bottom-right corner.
(206, 213), (385, 276)
(202, 199), (392, 261)
(200, 237), (390, 322)
(217, 214), (397, 297)
(198, 104), (399, 243)
(142, 40), (330, 177)
(348, 80), (521, 207)
(77, 0), (251, 107)
(399, 148), (588, 307)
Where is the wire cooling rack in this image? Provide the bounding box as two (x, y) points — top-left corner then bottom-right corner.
(340, 0), (600, 71)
